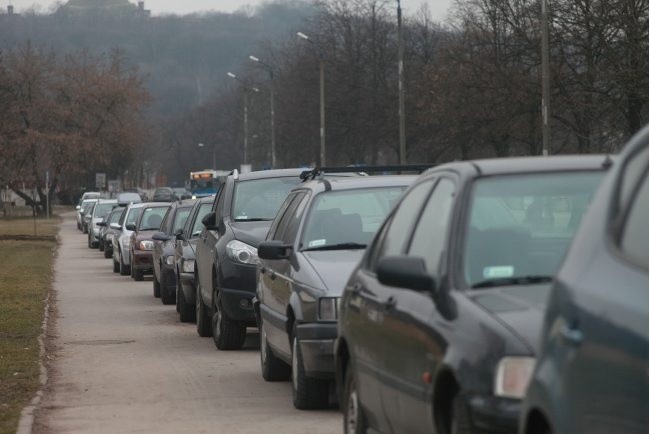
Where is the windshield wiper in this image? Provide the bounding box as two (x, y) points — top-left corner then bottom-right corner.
(303, 242), (367, 252)
(234, 218), (273, 222)
(471, 275), (553, 289)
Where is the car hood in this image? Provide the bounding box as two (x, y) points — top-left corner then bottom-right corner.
(229, 221), (272, 248)
(467, 284), (551, 353)
(303, 250), (365, 295)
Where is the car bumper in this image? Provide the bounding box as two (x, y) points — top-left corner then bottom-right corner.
(218, 260), (257, 325)
(220, 287), (256, 325)
(132, 250), (153, 272)
(179, 272), (196, 305)
(295, 322), (337, 379)
(466, 394), (520, 434)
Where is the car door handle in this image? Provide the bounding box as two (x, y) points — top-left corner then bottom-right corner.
(560, 324), (583, 347)
(383, 296), (397, 310)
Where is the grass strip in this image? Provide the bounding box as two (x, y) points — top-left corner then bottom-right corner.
(0, 218), (58, 434)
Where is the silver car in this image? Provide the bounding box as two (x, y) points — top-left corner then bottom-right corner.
(79, 199), (98, 233)
(87, 199), (117, 248)
(111, 202), (147, 276)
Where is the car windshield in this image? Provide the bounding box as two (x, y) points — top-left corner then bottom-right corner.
(190, 203), (212, 238)
(108, 208), (125, 224)
(463, 171), (603, 288)
(125, 207), (143, 227)
(138, 206), (169, 231)
(232, 177), (301, 221)
(302, 187), (406, 250)
(94, 203), (115, 219)
(83, 203), (95, 214)
(173, 208), (191, 233)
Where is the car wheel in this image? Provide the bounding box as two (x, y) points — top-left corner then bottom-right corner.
(113, 254), (120, 273)
(343, 366), (367, 434)
(98, 239), (104, 251)
(175, 269), (181, 313)
(160, 271), (175, 305)
(195, 282), (212, 337)
(119, 249), (130, 276)
(153, 270), (161, 298)
(291, 328), (329, 409)
(211, 292), (246, 350)
(178, 284), (196, 323)
(87, 234), (92, 248)
(451, 393), (473, 434)
(104, 246), (112, 259)
(133, 265), (144, 282)
(260, 317), (290, 381)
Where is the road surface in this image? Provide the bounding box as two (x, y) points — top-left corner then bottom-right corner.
(34, 213), (340, 433)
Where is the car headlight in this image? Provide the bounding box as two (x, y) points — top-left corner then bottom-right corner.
(494, 356), (535, 399)
(318, 297), (339, 320)
(226, 240), (258, 265)
(138, 240), (154, 250)
(165, 255), (175, 265)
(182, 259), (195, 273)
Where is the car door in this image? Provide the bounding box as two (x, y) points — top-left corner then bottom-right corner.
(198, 187), (225, 305)
(380, 177), (456, 433)
(154, 207), (173, 279)
(348, 179), (435, 430)
(567, 162), (648, 433)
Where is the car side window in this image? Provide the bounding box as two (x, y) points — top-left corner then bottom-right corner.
(407, 178), (455, 275)
(269, 193), (299, 241)
(282, 193), (309, 244)
(160, 208), (173, 234)
(213, 184), (226, 215)
(367, 179), (435, 271)
(619, 171), (648, 268)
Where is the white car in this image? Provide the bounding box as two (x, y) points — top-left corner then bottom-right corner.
(111, 202), (147, 276)
(78, 198), (98, 232)
(87, 199), (117, 248)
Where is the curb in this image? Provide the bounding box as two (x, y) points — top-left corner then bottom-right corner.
(16, 286), (52, 434)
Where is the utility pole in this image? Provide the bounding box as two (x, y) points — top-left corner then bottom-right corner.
(249, 56), (277, 168)
(244, 91), (249, 165)
(397, 0), (407, 164)
(541, 0), (551, 156)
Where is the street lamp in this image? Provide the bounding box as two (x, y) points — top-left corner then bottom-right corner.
(296, 31), (326, 167)
(541, 0), (551, 156)
(396, 0), (407, 164)
(227, 72), (259, 166)
(249, 55), (277, 168)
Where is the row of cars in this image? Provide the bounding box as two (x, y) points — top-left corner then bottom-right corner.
(77, 128), (648, 434)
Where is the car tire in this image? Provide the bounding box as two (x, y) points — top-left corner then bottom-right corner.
(195, 282), (212, 337)
(291, 329), (329, 409)
(87, 234), (91, 248)
(104, 247), (112, 259)
(178, 284), (196, 323)
(113, 255), (120, 273)
(451, 393), (473, 434)
(99, 239), (104, 251)
(153, 270), (161, 298)
(119, 249), (130, 276)
(260, 317), (291, 381)
(342, 366), (368, 434)
(175, 269), (181, 313)
(212, 292), (246, 350)
(133, 266), (144, 282)
(160, 271), (175, 305)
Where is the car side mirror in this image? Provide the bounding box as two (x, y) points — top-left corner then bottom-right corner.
(202, 212), (217, 230)
(96, 221), (106, 227)
(125, 223), (136, 231)
(377, 256), (436, 293)
(152, 232), (171, 242)
(110, 223), (121, 230)
(258, 241), (292, 260)
(76, 205), (81, 210)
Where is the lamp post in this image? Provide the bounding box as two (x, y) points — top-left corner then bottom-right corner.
(396, 0), (407, 164)
(541, 0), (551, 156)
(249, 55), (277, 168)
(227, 72), (259, 165)
(297, 31), (326, 167)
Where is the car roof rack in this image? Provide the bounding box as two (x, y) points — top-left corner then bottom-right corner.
(299, 165), (434, 182)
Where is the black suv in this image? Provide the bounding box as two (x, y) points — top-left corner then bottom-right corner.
(195, 169), (306, 349)
(336, 155), (610, 434)
(255, 175), (415, 409)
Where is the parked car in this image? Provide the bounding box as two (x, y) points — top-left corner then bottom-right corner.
(151, 199), (195, 304)
(521, 128), (648, 434)
(98, 206), (126, 258)
(335, 155), (610, 434)
(255, 175), (415, 409)
(81, 201), (97, 234)
(112, 203), (147, 275)
(87, 199), (117, 248)
(153, 187), (177, 202)
(173, 196), (214, 322)
(76, 192), (100, 230)
(195, 169), (309, 347)
(117, 192), (143, 205)
(129, 203), (171, 281)
(78, 199), (98, 233)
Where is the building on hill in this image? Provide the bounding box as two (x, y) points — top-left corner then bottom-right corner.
(57, 0), (150, 17)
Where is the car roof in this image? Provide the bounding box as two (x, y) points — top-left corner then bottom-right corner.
(96, 199), (117, 204)
(127, 202), (148, 209)
(297, 175), (417, 193)
(426, 155), (611, 179)
(236, 168), (306, 181)
(81, 198), (98, 204)
(141, 202), (172, 208)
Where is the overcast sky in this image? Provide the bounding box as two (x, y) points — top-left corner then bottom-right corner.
(3, 0), (455, 21)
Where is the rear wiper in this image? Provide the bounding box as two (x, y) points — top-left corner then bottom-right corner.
(471, 275), (553, 289)
(234, 218), (273, 222)
(303, 242), (367, 252)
